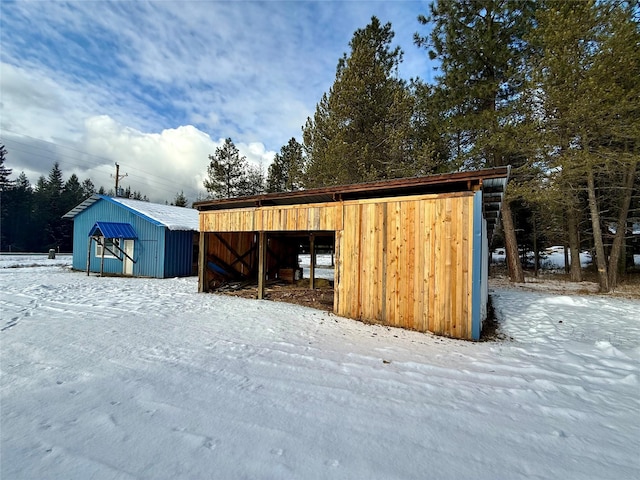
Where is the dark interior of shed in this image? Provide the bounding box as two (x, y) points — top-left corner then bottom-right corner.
(202, 231), (336, 310)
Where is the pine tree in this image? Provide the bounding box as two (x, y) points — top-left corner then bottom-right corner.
(0, 145), (13, 191)
(529, 0), (640, 291)
(30, 175), (50, 251)
(59, 174), (85, 251)
(132, 191), (147, 201)
(0, 145), (13, 250)
(173, 191), (188, 207)
(47, 163), (64, 196)
(240, 163), (265, 196)
(266, 138), (305, 193)
(81, 178), (96, 199)
(303, 16), (416, 187)
(44, 163), (66, 250)
(416, 0), (536, 283)
(63, 174), (84, 207)
(204, 138), (253, 198)
(410, 82), (454, 174)
(2, 172), (33, 252)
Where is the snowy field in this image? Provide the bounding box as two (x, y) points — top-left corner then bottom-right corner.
(491, 245), (639, 272)
(1, 255), (639, 479)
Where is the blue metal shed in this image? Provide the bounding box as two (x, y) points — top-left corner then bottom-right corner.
(63, 195), (199, 278)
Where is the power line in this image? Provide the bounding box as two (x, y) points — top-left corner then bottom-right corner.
(0, 131), (202, 198)
(0, 136), (182, 196)
(112, 163), (128, 195)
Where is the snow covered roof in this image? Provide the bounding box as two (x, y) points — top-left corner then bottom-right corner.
(63, 195), (199, 231)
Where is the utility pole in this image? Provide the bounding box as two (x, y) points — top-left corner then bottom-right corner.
(111, 162), (128, 197)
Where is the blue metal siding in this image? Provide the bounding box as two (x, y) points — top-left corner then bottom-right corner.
(471, 190), (484, 340)
(164, 230), (196, 277)
(69, 199), (193, 278)
(480, 217), (489, 326)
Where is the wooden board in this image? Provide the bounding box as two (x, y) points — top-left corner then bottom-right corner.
(201, 202), (343, 233)
(335, 192), (476, 339)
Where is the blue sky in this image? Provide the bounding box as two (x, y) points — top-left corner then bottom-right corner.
(0, 0), (436, 203)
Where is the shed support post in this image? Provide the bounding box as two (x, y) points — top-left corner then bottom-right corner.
(198, 232), (206, 293)
(333, 231), (341, 313)
(309, 233), (315, 290)
(257, 231), (266, 300)
(86, 237), (92, 276)
(100, 239), (105, 276)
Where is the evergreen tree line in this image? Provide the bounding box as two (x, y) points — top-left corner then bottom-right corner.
(0, 147), (158, 253)
(203, 1), (639, 292)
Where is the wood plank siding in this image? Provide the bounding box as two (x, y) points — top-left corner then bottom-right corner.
(335, 192), (474, 338)
(200, 202), (343, 233)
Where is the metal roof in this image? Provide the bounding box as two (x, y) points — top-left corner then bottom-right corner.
(88, 222), (138, 239)
(63, 195), (199, 231)
(194, 167), (510, 241)
(62, 195), (101, 219)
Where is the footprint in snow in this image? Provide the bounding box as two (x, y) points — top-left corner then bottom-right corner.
(203, 438), (219, 450)
(1, 317), (19, 332)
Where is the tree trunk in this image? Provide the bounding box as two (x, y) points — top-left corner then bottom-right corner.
(566, 205), (583, 282)
(607, 161), (637, 289)
(501, 200), (524, 283)
(533, 214), (539, 277)
(586, 167), (609, 292)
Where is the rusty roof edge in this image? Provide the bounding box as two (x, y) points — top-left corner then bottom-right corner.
(194, 166), (510, 211)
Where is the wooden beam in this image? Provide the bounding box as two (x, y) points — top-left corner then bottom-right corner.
(100, 238), (105, 276)
(233, 244), (257, 272)
(86, 237), (92, 276)
(257, 231), (266, 299)
(214, 233), (254, 272)
(333, 231), (341, 312)
(206, 253), (242, 280)
(309, 233), (315, 290)
(198, 232), (206, 292)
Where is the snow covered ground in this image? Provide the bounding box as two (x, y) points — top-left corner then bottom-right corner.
(1, 255), (639, 479)
(492, 245), (640, 272)
(491, 246), (594, 271)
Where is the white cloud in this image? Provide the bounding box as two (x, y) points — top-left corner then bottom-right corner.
(80, 116), (275, 204)
(0, 63), (81, 139)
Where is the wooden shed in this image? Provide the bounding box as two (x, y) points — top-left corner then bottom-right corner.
(63, 195), (199, 278)
(194, 167), (509, 340)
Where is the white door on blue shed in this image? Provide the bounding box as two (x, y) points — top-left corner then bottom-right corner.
(123, 240), (134, 275)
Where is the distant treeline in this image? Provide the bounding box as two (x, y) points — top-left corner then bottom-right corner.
(0, 150), (150, 253)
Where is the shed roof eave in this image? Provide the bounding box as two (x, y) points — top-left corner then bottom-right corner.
(194, 166), (510, 212)
(62, 194), (102, 219)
